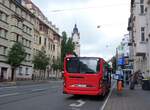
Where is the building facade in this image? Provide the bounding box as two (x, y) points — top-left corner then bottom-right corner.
(72, 24), (80, 56)
(0, 0), (34, 81)
(23, 0), (62, 78)
(0, 0), (61, 81)
(128, 0), (150, 77)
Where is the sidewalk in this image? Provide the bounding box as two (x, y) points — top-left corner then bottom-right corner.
(104, 85), (150, 110)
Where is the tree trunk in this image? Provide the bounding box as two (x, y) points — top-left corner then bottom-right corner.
(39, 70), (41, 80)
(43, 70), (45, 80)
(11, 68), (15, 81)
(47, 69), (50, 80)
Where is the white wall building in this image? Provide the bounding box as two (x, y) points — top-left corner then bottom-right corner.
(128, 0), (150, 76)
(0, 0), (34, 81)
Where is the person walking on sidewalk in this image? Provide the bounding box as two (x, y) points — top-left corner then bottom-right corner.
(129, 70), (140, 89)
(116, 68), (124, 92)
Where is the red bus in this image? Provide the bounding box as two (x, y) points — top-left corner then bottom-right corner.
(63, 55), (111, 96)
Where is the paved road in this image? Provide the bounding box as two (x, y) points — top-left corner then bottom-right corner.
(0, 81), (113, 110)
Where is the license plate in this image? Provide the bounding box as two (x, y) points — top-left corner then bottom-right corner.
(77, 84), (86, 87)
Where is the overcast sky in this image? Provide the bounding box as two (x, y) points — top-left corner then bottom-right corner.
(32, 0), (130, 60)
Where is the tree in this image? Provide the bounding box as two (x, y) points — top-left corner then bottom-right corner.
(32, 47), (50, 79)
(51, 58), (61, 79)
(7, 42), (26, 81)
(52, 58), (61, 71)
(61, 31), (75, 70)
(66, 37), (75, 54)
(61, 31), (67, 66)
(111, 56), (117, 73)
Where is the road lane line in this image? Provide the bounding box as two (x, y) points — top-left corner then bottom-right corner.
(69, 100), (85, 107)
(0, 86), (17, 90)
(31, 88), (48, 92)
(70, 108), (80, 110)
(100, 82), (116, 110)
(0, 93), (19, 98)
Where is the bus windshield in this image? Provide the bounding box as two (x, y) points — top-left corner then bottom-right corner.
(66, 57), (100, 74)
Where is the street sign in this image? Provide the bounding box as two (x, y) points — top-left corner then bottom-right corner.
(117, 57), (125, 65)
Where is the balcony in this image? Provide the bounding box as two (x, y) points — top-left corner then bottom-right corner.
(135, 42), (146, 57)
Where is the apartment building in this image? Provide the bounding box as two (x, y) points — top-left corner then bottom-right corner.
(0, 0), (34, 81)
(128, 0), (150, 76)
(22, 0), (61, 77)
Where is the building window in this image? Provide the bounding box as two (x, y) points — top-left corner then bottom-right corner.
(19, 67), (22, 75)
(140, 0), (144, 14)
(29, 28), (31, 34)
(2, 0), (5, 4)
(141, 27), (145, 41)
(22, 38), (24, 45)
(49, 42), (50, 49)
(29, 41), (31, 47)
(0, 11), (8, 22)
(53, 45), (55, 51)
(39, 37), (41, 44)
(0, 28), (2, 37)
(3, 47), (7, 55)
(51, 44), (53, 50)
(44, 38), (47, 46)
(140, 0), (144, 4)
(23, 25), (26, 32)
(28, 54), (30, 60)
(0, 46), (2, 54)
(16, 34), (19, 42)
(25, 67), (29, 75)
(22, 11), (25, 18)
(25, 39), (28, 46)
(4, 30), (7, 38)
(0, 11), (2, 20)
(140, 5), (144, 14)
(0, 29), (7, 39)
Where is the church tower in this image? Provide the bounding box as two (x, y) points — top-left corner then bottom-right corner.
(72, 24), (80, 56)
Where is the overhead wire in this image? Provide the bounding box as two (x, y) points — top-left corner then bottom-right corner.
(50, 3), (129, 12)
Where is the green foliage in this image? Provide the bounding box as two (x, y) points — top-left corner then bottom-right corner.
(33, 47), (50, 70)
(66, 37), (75, 53)
(61, 31), (67, 64)
(61, 31), (75, 70)
(52, 58), (61, 71)
(111, 56), (117, 73)
(7, 42), (26, 68)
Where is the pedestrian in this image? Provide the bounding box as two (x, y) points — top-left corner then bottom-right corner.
(116, 68), (124, 88)
(129, 70), (140, 89)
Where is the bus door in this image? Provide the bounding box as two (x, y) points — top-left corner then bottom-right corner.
(103, 63), (111, 90)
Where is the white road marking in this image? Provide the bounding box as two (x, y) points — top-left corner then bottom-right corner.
(31, 88), (47, 92)
(0, 93), (19, 98)
(70, 107), (80, 110)
(69, 100), (86, 107)
(100, 82), (116, 110)
(0, 86), (17, 90)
